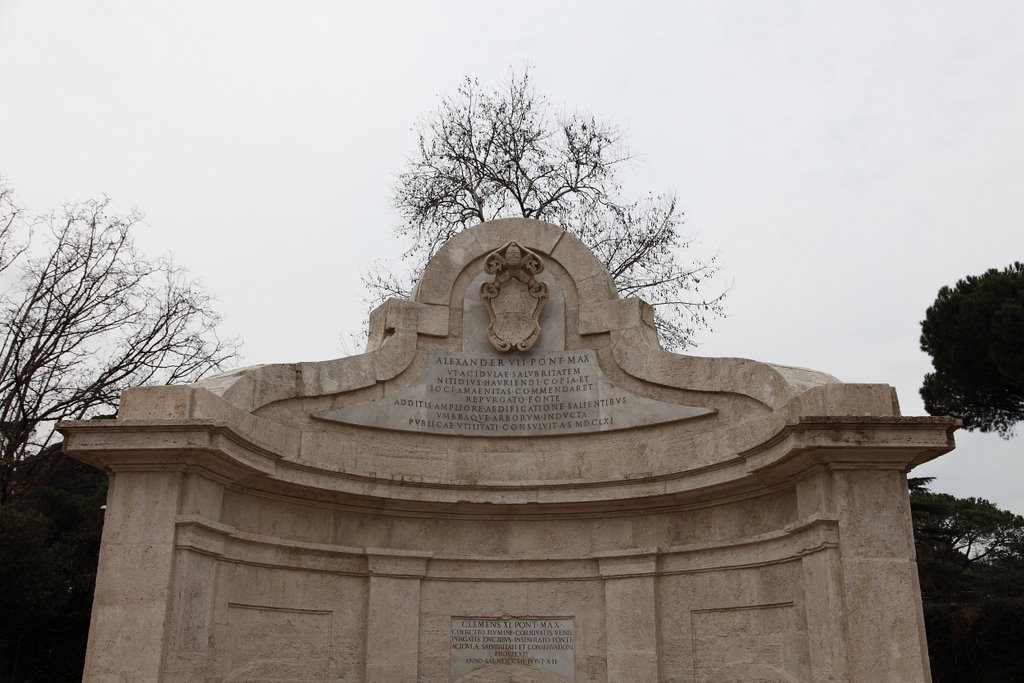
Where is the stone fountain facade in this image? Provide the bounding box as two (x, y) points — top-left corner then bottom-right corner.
(61, 219), (954, 682)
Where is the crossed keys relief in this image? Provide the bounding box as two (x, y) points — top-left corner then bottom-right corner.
(480, 241), (549, 352)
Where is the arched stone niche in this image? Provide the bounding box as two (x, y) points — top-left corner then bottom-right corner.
(61, 218), (954, 682)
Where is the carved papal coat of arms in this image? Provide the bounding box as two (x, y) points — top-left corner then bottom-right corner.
(480, 241), (548, 352)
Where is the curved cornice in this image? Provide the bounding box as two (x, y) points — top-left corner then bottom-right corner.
(58, 415), (957, 514)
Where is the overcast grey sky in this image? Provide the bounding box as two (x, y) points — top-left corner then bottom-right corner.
(1, 1), (1022, 511)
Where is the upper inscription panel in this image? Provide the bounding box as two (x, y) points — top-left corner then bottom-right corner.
(314, 349), (713, 437)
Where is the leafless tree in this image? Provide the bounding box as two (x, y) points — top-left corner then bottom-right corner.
(0, 184), (240, 504)
(366, 69), (726, 350)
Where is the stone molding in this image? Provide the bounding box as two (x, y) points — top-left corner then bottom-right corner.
(172, 512), (839, 581)
(59, 416), (955, 511)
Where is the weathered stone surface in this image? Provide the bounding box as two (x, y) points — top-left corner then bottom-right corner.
(60, 218), (953, 682)
(315, 350), (714, 436)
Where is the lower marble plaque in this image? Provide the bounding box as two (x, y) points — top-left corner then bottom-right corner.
(450, 617), (575, 682)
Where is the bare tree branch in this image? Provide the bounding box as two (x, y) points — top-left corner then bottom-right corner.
(366, 68), (727, 349)
(0, 185), (240, 504)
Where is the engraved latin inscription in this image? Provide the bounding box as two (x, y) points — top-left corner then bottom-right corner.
(313, 350), (714, 436)
(450, 618), (574, 682)
(415, 350), (604, 433)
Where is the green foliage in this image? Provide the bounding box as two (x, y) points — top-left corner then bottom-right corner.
(0, 457), (105, 682)
(920, 262), (1024, 437)
(910, 478), (1024, 680)
(911, 482), (1024, 602)
(0, 508), (60, 630)
(924, 601), (1024, 683)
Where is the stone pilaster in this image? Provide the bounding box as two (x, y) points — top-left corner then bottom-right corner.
(833, 469), (932, 683)
(163, 474), (227, 679)
(83, 470), (183, 682)
(599, 551), (659, 682)
(795, 469), (851, 681)
(364, 548), (432, 683)
(800, 546), (851, 681)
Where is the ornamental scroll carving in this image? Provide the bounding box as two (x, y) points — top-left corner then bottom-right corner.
(480, 241), (548, 352)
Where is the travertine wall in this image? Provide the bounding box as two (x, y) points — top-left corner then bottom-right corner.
(61, 219), (954, 682)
